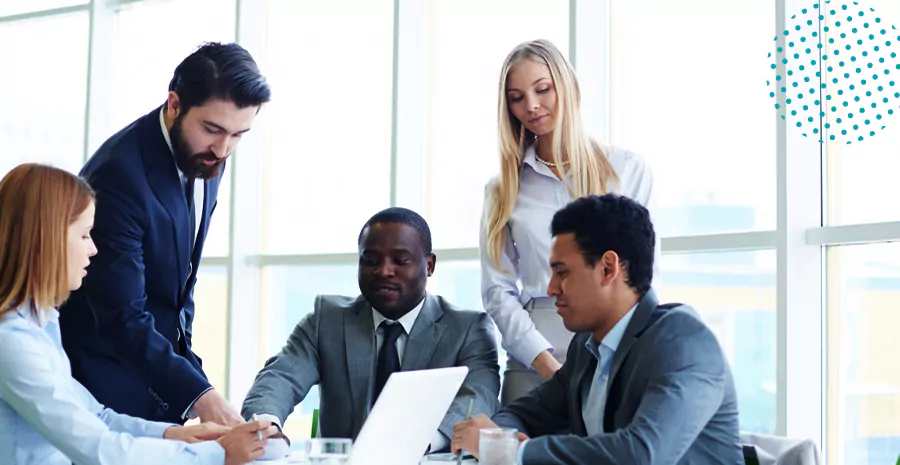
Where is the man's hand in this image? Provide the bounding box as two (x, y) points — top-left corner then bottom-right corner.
(193, 389), (244, 427)
(451, 415), (529, 459)
(532, 351), (562, 381)
(164, 422), (230, 443)
(217, 419), (278, 465)
(451, 414), (499, 460)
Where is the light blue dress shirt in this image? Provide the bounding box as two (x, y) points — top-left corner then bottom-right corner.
(517, 304), (637, 464)
(0, 305), (225, 465)
(480, 144), (657, 367)
(581, 304), (637, 436)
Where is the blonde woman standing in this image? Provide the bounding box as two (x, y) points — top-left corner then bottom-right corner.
(481, 39), (658, 405)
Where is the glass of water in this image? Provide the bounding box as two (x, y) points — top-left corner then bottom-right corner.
(478, 428), (519, 465)
(306, 438), (352, 465)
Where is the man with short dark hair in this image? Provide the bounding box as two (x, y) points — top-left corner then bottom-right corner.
(60, 42), (271, 426)
(242, 207), (500, 453)
(451, 194), (744, 464)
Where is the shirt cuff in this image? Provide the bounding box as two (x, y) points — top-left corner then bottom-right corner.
(517, 438), (530, 465)
(429, 430), (449, 453)
(509, 329), (553, 369)
(254, 413), (283, 430)
(254, 413), (291, 444)
(186, 440), (226, 465)
(145, 420), (177, 439)
(183, 386), (214, 420)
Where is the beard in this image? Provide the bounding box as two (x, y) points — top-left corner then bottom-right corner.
(170, 116), (225, 180)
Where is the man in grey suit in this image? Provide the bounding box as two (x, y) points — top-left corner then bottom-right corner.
(451, 194), (743, 464)
(242, 207), (500, 453)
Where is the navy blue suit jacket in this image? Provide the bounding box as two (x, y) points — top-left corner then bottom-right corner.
(60, 106), (222, 424)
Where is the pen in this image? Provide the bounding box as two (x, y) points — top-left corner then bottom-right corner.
(458, 398), (475, 465)
(252, 413), (262, 442)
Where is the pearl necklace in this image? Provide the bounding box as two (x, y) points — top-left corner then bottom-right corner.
(534, 156), (570, 168)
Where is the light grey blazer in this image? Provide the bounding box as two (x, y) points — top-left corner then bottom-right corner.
(241, 293), (500, 446)
(493, 289), (744, 464)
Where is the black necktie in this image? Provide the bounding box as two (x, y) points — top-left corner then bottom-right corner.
(184, 178), (196, 251)
(373, 321), (405, 405)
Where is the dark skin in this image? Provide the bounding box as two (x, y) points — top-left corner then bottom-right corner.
(358, 222), (436, 320)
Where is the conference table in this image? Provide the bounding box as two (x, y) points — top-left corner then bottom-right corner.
(253, 451), (478, 464)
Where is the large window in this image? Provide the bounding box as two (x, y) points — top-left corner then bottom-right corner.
(259, 0), (394, 255)
(0, 11), (88, 177)
(609, 0), (777, 237)
(191, 266), (230, 392)
(825, 240), (900, 465)
(13, 1), (900, 462)
(821, 2), (900, 463)
(424, 0), (570, 249)
(0, 1), (86, 18)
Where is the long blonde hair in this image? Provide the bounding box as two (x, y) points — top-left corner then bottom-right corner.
(0, 164), (95, 318)
(486, 39), (619, 269)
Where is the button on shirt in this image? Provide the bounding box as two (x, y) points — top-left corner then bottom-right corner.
(0, 306), (224, 465)
(480, 144), (657, 367)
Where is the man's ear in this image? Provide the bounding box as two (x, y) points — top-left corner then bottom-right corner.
(166, 91), (182, 119)
(598, 251), (621, 285)
(426, 253), (436, 277)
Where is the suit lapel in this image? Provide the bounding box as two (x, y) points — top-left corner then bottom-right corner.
(602, 289), (660, 430)
(141, 106), (190, 289)
(344, 298), (375, 429)
(606, 290), (658, 386)
(402, 295), (446, 371)
(571, 335), (595, 436)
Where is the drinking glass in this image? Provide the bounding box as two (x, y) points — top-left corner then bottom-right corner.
(478, 428), (518, 465)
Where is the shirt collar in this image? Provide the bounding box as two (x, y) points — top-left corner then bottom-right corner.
(585, 302), (638, 359)
(521, 143), (572, 181)
(159, 106), (191, 184)
(14, 303), (59, 329)
(372, 295), (426, 335)
(522, 144), (541, 170)
(159, 106), (175, 155)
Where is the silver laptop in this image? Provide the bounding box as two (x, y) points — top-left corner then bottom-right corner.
(349, 366), (469, 465)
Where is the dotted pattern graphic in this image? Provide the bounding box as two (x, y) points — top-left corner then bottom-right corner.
(769, 0), (900, 143)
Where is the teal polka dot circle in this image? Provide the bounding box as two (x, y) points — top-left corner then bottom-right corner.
(769, 0), (900, 143)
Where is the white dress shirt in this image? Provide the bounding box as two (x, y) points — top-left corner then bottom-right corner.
(480, 144), (657, 367)
(0, 306), (224, 465)
(371, 298), (424, 362)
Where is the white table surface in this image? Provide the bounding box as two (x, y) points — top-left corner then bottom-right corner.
(253, 451), (478, 464)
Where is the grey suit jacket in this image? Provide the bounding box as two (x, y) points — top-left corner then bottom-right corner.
(493, 289), (743, 464)
(242, 293), (500, 447)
